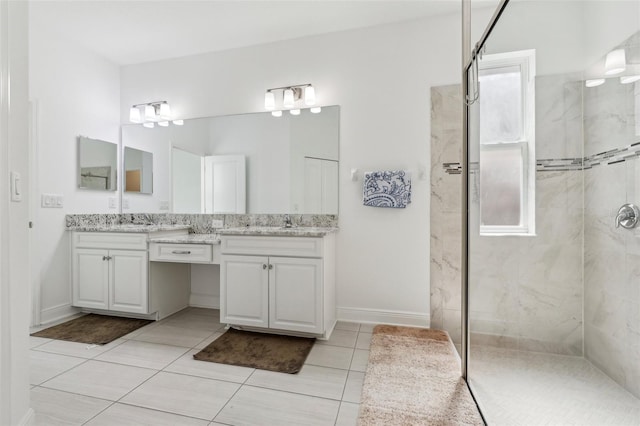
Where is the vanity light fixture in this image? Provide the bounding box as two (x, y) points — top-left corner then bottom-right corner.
(130, 101), (182, 128)
(310, 107), (322, 114)
(264, 84), (317, 111)
(271, 110), (283, 117)
(621, 75), (640, 84)
(264, 91), (276, 110)
(585, 79), (605, 88)
(605, 49), (626, 75)
(290, 109), (301, 116)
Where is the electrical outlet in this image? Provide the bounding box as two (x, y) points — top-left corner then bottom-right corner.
(122, 198), (130, 209)
(108, 198), (117, 209)
(41, 193), (63, 208)
(211, 219), (224, 228)
(159, 201), (170, 211)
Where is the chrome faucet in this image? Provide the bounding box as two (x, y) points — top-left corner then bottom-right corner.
(616, 204), (640, 229)
(283, 214), (293, 228)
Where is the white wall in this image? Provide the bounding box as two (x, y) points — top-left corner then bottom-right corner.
(0, 1), (32, 423)
(121, 13), (465, 325)
(29, 2), (121, 324)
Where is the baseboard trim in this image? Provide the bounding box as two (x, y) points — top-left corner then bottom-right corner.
(337, 306), (430, 328)
(19, 408), (34, 426)
(189, 293), (220, 309)
(39, 304), (80, 326)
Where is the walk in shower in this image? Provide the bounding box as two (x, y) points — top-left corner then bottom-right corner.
(463, 1), (640, 424)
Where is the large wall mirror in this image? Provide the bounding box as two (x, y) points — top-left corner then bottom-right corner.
(122, 105), (340, 214)
(77, 136), (118, 191)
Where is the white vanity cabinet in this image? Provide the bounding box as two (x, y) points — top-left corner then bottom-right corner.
(71, 230), (191, 319)
(72, 232), (149, 314)
(220, 233), (335, 338)
(73, 247), (148, 313)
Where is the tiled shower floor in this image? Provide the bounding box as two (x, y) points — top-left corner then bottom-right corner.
(29, 308), (372, 425)
(470, 345), (640, 425)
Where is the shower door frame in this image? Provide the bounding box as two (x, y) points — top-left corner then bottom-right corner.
(460, 0), (510, 388)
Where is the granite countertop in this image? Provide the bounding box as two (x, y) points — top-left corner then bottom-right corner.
(218, 226), (338, 237)
(67, 224), (191, 233)
(148, 233), (221, 245)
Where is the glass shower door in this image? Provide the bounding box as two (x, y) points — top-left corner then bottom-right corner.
(465, 1), (640, 424)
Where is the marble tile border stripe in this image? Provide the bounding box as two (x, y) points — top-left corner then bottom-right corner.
(454, 141), (640, 174)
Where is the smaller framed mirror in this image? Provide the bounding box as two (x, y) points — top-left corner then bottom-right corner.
(78, 136), (118, 191)
(124, 146), (153, 194)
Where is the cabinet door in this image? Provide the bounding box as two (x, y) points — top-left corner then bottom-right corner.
(109, 250), (149, 314)
(221, 255), (269, 328)
(269, 257), (323, 334)
(73, 248), (109, 310)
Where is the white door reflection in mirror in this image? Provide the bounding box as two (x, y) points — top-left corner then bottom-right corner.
(204, 155), (246, 214)
(172, 148), (203, 213)
(303, 158), (338, 214)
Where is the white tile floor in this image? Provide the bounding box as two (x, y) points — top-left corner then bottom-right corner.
(470, 345), (640, 426)
(29, 308), (369, 426)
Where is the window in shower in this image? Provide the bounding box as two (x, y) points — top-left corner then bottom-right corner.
(478, 49), (536, 235)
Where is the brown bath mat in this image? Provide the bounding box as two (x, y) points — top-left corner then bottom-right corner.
(193, 328), (315, 374)
(358, 325), (483, 425)
(31, 314), (153, 345)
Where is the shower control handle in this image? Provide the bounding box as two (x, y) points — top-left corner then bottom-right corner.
(615, 204), (640, 229)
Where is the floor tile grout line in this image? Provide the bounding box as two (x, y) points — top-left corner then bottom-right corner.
(32, 383), (116, 404)
(113, 400), (218, 424)
(238, 382), (347, 403)
(211, 362), (258, 423)
(80, 400), (118, 425)
(34, 356), (92, 387)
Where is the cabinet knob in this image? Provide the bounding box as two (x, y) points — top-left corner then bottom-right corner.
(268, 264), (273, 270)
(102, 256), (107, 261)
(263, 264), (267, 269)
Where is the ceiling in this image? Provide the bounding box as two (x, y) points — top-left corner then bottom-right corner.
(30, 0), (486, 65)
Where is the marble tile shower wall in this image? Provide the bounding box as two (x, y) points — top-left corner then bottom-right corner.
(431, 74), (585, 356)
(584, 77), (640, 399)
(430, 85), (464, 349)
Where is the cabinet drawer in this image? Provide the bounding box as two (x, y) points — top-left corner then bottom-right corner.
(149, 243), (214, 264)
(73, 232), (147, 250)
(221, 236), (323, 258)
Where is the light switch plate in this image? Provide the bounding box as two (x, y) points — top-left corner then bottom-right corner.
(159, 201), (170, 210)
(122, 198), (130, 209)
(108, 198), (117, 209)
(10, 172), (22, 202)
(211, 219), (224, 228)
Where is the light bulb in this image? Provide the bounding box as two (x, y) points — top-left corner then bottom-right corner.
(310, 107), (322, 114)
(158, 121), (169, 127)
(159, 102), (171, 120)
(605, 49), (626, 75)
(620, 75), (640, 84)
(290, 109), (300, 116)
(143, 122), (155, 128)
(304, 85), (316, 105)
(585, 79), (605, 88)
(271, 110), (283, 117)
(144, 104), (156, 121)
(129, 106), (141, 123)
(173, 119), (184, 126)
(264, 91), (275, 110)
(283, 89), (295, 108)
